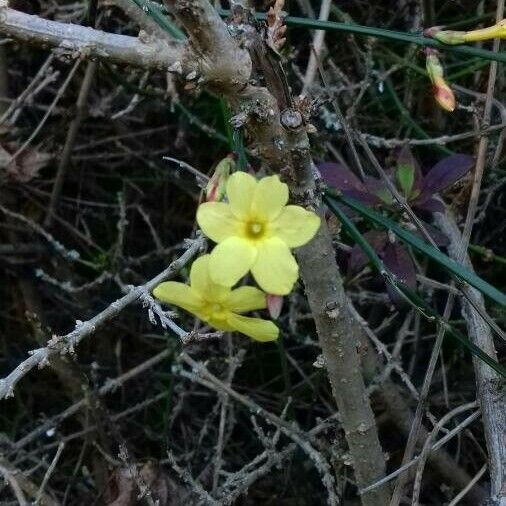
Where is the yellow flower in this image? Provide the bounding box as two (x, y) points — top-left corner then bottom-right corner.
(153, 255), (279, 342)
(462, 19), (506, 42)
(196, 172), (321, 295)
(427, 20), (506, 45)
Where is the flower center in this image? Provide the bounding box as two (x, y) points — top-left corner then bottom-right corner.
(211, 303), (223, 313)
(246, 221), (265, 239)
(204, 302), (227, 321)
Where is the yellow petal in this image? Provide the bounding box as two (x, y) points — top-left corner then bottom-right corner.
(272, 205), (321, 247)
(251, 238), (298, 295)
(190, 255), (230, 302)
(251, 175), (288, 221)
(209, 237), (257, 287)
(463, 22), (506, 42)
(197, 202), (240, 243)
(206, 315), (235, 331)
(189, 255), (210, 293)
(227, 313), (279, 342)
(226, 172), (257, 219)
(153, 282), (203, 313)
(226, 286), (266, 313)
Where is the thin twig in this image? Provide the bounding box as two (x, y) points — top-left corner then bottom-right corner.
(10, 58), (82, 162)
(45, 60), (98, 227)
(0, 236), (204, 399)
(411, 402), (478, 506)
(34, 442), (65, 505)
(447, 464), (487, 506)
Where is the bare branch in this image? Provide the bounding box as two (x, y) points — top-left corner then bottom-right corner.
(0, 236), (204, 399)
(0, 7), (189, 71)
(169, 0), (251, 91)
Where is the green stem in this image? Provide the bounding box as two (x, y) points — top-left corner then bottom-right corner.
(469, 244), (506, 266)
(129, 1), (506, 64)
(218, 9), (506, 64)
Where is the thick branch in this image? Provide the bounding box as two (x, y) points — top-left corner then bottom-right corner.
(169, 0), (251, 92)
(288, 132), (389, 505)
(435, 212), (506, 505)
(112, 0), (174, 41)
(0, 7), (189, 71)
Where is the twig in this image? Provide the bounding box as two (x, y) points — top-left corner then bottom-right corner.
(118, 445), (156, 506)
(0, 204), (81, 262)
(212, 346), (244, 491)
(0, 461), (29, 505)
(166, 449), (219, 505)
(45, 61), (98, 227)
(362, 121), (506, 148)
(177, 353), (340, 506)
(411, 402), (478, 506)
(436, 211), (506, 505)
(0, 54), (55, 125)
(360, 409), (481, 495)
(0, 236), (204, 399)
(34, 442), (65, 505)
(0, 7), (189, 71)
(10, 58), (82, 162)
(302, 0), (331, 93)
(447, 464), (487, 506)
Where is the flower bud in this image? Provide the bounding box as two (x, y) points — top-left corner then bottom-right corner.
(426, 51), (456, 112)
(266, 294), (283, 319)
(425, 26), (466, 45)
(206, 154), (235, 202)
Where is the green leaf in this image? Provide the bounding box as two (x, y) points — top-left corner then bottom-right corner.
(396, 164), (415, 197)
(325, 191), (506, 307)
(325, 196), (506, 379)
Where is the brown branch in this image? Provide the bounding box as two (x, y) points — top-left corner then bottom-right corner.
(0, 7), (189, 71)
(1, 2), (390, 502)
(168, 1), (389, 503)
(288, 126), (389, 506)
(169, 0), (251, 92)
(0, 456), (60, 506)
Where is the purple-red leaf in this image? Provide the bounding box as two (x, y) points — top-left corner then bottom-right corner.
(345, 189), (382, 206)
(317, 162), (365, 192)
(348, 231), (388, 273)
(383, 241), (416, 306)
(413, 195), (445, 213)
(422, 154), (474, 194)
(364, 176), (392, 205)
(383, 242), (416, 289)
(410, 221), (450, 247)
